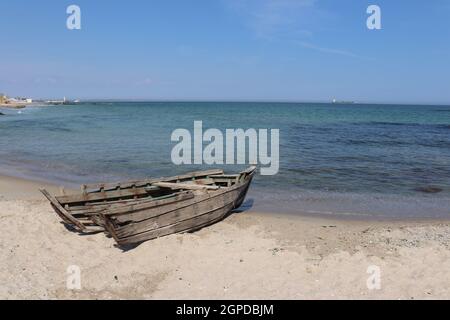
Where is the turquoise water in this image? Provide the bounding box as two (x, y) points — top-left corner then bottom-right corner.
(1, 102), (449, 218)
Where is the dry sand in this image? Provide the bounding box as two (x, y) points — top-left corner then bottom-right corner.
(1, 174), (450, 299)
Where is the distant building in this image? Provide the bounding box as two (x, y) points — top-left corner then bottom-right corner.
(0, 94), (33, 106)
(15, 97), (33, 103)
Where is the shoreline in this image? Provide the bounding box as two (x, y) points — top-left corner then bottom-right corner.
(1, 172), (449, 222)
(0, 173), (68, 200)
(1, 170), (449, 221)
(1, 173), (450, 299)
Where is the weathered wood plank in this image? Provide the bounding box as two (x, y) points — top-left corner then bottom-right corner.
(112, 193), (209, 223)
(56, 187), (152, 205)
(93, 192), (195, 216)
(209, 178), (233, 184)
(68, 192), (194, 216)
(112, 185), (243, 223)
(210, 174), (240, 178)
(190, 178), (215, 185)
(153, 182), (220, 191)
(115, 197), (235, 238)
(40, 189), (86, 231)
(243, 166), (257, 174)
(103, 215), (120, 243)
(84, 169), (224, 192)
(67, 192), (183, 215)
(117, 202), (234, 245)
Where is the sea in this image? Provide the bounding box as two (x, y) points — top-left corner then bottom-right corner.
(1, 102), (449, 219)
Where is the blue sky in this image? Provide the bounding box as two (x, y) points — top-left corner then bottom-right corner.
(1, 0), (449, 104)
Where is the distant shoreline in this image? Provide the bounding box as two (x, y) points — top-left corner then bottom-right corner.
(2, 100), (450, 107)
(0, 103), (28, 109)
(50, 100), (450, 107)
(0, 102), (48, 109)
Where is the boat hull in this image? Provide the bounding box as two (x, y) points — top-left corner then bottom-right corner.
(41, 167), (256, 246)
(104, 175), (253, 245)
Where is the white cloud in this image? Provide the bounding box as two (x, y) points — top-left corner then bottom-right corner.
(297, 41), (361, 58)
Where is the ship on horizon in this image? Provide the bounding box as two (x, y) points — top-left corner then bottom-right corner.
(332, 98), (355, 104)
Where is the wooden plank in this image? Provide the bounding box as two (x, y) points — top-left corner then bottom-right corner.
(103, 215), (120, 243)
(113, 183), (244, 223)
(153, 182), (219, 191)
(83, 169), (224, 192)
(242, 166), (257, 174)
(69, 191), (195, 217)
(158, 169), (224, 181)
(113, 192), (210, 223)
(115, 197), (235, 238)
(67, 192), (182, 215)
(117, 202), (234, 245)
(210, 174), (240, 178)
(190, 178), (215, 185)
(40, 189), (86, 231)
(89, 214), (106, 228)
(91, 192), (195, 216)
(56, 187), (151, 205)
(209, 178), (233, 184)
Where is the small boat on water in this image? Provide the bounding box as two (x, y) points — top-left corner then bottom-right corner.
(41, 166), (256, 245)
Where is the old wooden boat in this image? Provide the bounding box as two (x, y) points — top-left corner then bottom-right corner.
(41, 166), (256, 245)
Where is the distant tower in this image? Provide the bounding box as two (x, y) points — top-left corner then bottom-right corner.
(63, 96), (66, 103)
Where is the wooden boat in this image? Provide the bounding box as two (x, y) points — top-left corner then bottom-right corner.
(41, 166), (256, 245)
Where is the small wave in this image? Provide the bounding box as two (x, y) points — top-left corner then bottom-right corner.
(364, 121), (412, 126)
(102, 159), (131, 165)
(46, 127), (73, 133)
(414, 186), (443, 194)
(338, 138), (410, 147)
(434, 109), (450, 113)
(355, 122), (450, 130)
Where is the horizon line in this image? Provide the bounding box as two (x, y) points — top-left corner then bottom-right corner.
(26, 98), (450, 107)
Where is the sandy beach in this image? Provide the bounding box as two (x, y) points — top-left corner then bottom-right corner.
(0, 174), (449, 300)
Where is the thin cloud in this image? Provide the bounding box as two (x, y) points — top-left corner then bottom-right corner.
(226, 0), (316, 39)
(224, 1), (368, 60)
(34, 77), (58, 84)
(134, 78), (156, 87)
(297, 41), (362, 59)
